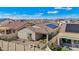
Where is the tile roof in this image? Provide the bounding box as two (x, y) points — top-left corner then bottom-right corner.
(1, 21), (27, 30)
(28, 26), (48, 34)
(28, 24), (58, 34)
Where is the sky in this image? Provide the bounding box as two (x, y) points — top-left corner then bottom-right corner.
(0, 7), (79, 19)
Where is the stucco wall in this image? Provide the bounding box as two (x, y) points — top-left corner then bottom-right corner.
(18, 28), (36, 40)
(25, 44), (30, 51)
(9, 42), (15, 51)
(16, 44), (24, 51)
(25, 45), (34, 51)
(2, 41), (8, 51)
(0, 40), (43, 51)
(60, 24), (66, 32)
(0, 40), (2, 48)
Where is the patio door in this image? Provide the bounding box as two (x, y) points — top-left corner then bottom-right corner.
(60, 38), (72, 47)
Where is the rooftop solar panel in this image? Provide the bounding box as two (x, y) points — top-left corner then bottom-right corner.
(65, 24), (79, 33)
(47, 24), (58, 28)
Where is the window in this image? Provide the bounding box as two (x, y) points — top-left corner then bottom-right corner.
(74, 40), (79, 44)
(60, 38), (72, 47)
(62, 38), (71, 44)
(73, 40), (79, 48)
(27, 33), (32, 40)
(29, 34), (32, 37)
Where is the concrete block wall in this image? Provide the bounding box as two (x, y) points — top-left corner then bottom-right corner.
(16, 44), (24, 51)
(9, 42), (15, 51)
(2, 41), (8, 51)
(0, 40), (2, 48)
(0, 40), (42, 51)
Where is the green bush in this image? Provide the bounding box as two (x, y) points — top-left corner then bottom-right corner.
(61, 46), (70, 51)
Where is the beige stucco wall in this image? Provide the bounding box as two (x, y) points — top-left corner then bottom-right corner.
(60, 24), (66, 32)
(0, 40), (2, 48)
(25, 45), (34, 51)
(25, 44), (30, 51)
(16, 44), (24, 51)
(18, 28), (36, 40)
(9, 42), (15, 51)
(2, 41), (8, 51)
(0, 40), (43, 51)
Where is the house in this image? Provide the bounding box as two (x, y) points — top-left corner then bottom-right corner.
(58, 23), (79, 50)
(18, 23), (59, 41)
(0, 21), (32, 35)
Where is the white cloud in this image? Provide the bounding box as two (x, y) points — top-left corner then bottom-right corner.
(0, 12), (43, 19)
(48, 11), (58, 14)
(51, 14), (79, 19)
(0, 13), (11, 15)
(64, 14), (79, 18)
(66, 7), (72, 10)
(54, 7), (72, 10)
(54, 7), (63, 9)
(34, 13), (43, 16)
(38, 13), (43, 15)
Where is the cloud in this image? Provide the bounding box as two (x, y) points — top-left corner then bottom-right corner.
(38, 13), (43, 15)
(54, 7), (72, 10)
(48, 11), (58, 14)
(0, 12), (43, 19)
(51, 14), (79, 19)
(34, 13), (43, 16)
(64, 14), (79, 18)
(66, 7), (72, 10)
(54, 7), (63, 9)
(0, 13), (12, 15)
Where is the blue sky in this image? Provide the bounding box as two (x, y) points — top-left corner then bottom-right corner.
(0, 7), (79, 19)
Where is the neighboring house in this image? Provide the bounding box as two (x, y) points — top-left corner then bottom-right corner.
(58, 23), (79, 50)
(0, 21), (32, 35)
(18, 23), (59, 41)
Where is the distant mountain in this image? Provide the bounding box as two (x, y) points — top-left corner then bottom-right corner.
(0, 18), (13, 22)
(65, 18), (79, 20)
(0, 18), (79, 23)
(0, 18), (6, 22)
